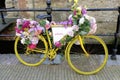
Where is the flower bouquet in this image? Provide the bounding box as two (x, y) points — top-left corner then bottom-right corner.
(54, 5), (97, 48)
(15, 18), (45, 49)
(15, 4), (97, 49)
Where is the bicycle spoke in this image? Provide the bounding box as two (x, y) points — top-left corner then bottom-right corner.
(14, 36), (48, 66)
(66, 35), (108, 75)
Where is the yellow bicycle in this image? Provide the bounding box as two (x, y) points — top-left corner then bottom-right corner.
(14, 24), (108, 75)
(14, 1), (108, 75)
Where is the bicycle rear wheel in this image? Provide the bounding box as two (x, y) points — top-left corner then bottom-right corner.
(14, 35), (48, 66)
(65, 35), (108, 75)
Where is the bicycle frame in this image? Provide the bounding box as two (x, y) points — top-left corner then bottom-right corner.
(29, 24), (89, 60)
(50, 26), (89, 57)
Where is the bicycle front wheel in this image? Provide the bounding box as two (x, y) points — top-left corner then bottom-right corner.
(65, 35), (108, 75)
(14, 35), (48, 66)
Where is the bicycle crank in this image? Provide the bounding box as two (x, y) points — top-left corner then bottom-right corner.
(47, 49), (57, 60)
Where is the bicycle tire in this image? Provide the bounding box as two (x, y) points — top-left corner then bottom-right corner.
(14, 35), (48, 66)
(65, 35), (108, 75)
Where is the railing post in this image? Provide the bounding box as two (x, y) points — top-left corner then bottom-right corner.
(0, 11), (6, 24)
(111, 6), (120, 60)
(46, 0), (52, 22)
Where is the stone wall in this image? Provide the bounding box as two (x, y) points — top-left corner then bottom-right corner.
(5, 0), (119, 21)
(5, 0), (120, 43)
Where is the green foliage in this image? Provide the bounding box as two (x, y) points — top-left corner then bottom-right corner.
(39, 20), (46, 27)
(25, 39), (31, 45)
(18, 25), (22, 29)
(78, 18), (90, 35)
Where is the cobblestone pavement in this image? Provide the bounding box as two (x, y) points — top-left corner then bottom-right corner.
(0, 54), (120, 80)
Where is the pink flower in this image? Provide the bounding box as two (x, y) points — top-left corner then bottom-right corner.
(35, 30), (42, 35)
(55, 41), (61, 48)
(73, 10), (77, 15)
(90, 17), (96, 24)
(50, 21), (56, 25)
(88, 23), (97, 34)
(15, 27), (22, 33)
(45, 24), (51, 30)
(22, 20), (30, 30)
(28, 44), (37, 50)
(35, 25), (44, 35)
(16, 19), (22, 27)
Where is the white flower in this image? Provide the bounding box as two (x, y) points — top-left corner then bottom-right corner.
(68, 14), (73, 20)
(23, 32), (29, 36)
(84, 15), (90, 20)
(22, 32), (29, 39)
(46, 20), (50, 24)
(74, 40), (80, 45)
(30, 37), (39, 44)
(16, 32), (21, 37)
(67, 31), (74, 37)
(84, 15), (96, 24)
(79, 17), (85, 25)
(21, 38), (26, 44)
(90, 17), (96, 24)
(72, 25), (79, 31)
(16, 19), (22, 27)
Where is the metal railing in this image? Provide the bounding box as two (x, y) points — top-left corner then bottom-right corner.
(0, 0), (120, 60)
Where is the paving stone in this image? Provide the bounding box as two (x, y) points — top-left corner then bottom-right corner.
(0, 54), (120, 80)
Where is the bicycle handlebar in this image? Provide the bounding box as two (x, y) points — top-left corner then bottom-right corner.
(36, 14), (51, 19)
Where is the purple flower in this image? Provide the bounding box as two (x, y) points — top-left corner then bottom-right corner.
(82, 8), (87, 15)
(28, 28), (34, 33)
(30, 21), (38, 26)
(68, 19), (73, 25)
(60, 21), (64, 25)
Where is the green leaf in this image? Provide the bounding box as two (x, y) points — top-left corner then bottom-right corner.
(39, 20), (46, 27)
(25, 39), (31, 45)
(72, 19), (77, 25)
(66, 35), (72, 42)
(18, 25), (22, 29)
(79, 31), (88, 35)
